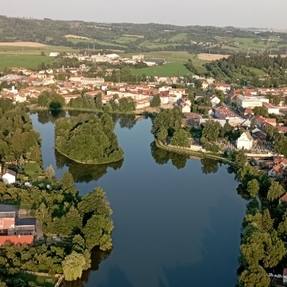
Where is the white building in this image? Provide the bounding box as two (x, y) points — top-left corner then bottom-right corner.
(49, 52), (60, 57)
(264, 103), (280, 115)
(236, 132), (253, 150)
(236, 95), (269, 109)
(2, 170), (16, 185)
(210, 96), (221, 107)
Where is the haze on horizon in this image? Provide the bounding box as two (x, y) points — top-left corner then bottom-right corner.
(1, 0), (287, 30)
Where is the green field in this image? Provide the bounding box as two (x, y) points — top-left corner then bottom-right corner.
(131, 62), (191, 77)
(128, 51), (207, 77)
(0, 54), (53, 70)
(0, 44), (75, 70)
(222, 36), (286, 53)
(0, 45), (74, 55)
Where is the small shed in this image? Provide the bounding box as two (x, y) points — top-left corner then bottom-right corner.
(2, 170), (16, 185)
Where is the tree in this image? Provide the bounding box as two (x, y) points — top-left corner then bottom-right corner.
(157, 128), (168, 143)
(278, 214), (287, 237)
(95, 94), (103, 109)
(83, 214), (113, 251)
(267, 181), (285, 202)
(253, 107), (268, 117)
(49, 101), (63, 115)
(239, 265), (270, 287)
(150, 95), (161, 107)
(72, 235), (86, 253)
(247, 179), (260, 198)
(263, 231), (286, 268)
(45, 165), (55, 180)
(171, 129), (190, 147)
(62, 252), (87, 281)
(274, 135), (287, 156)
(201, 120), (221, 143)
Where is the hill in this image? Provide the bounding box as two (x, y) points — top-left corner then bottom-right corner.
(1, 15), (287, 54)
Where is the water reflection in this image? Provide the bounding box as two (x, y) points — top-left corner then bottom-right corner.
(56, 151), (124, 183)
(37, 110), (66, 124)
(150, 142), (222, 173)
(63, 249), (111, 287)
(150, 142), (188, 169)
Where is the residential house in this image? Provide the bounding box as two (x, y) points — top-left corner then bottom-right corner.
(255, 116), (277, 130)
(214, 83), (231, 94)
(269, 158), (287, 178)
(263, 103), (280, 115)
(236, 94), (269, 109)
(236, 132), (253, 150)
(214, 106), (244, 127)
(210, 96), (221, 107)
(0, 204), (36, 246)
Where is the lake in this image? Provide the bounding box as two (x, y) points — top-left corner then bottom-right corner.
(31, 112), (246, 287)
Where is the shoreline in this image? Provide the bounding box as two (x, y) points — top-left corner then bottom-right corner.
(28, 105), (158, 116)
(155, 140), (235, 166)
(55, 146), (124, 166)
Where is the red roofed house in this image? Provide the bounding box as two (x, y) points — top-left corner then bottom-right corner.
(255, 116), (277, 130)
(280, 193), (287, 205)
(269, 157), (287, 178)
(0, 204), (36, 246)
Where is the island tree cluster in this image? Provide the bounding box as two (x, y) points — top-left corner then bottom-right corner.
(55, 113), (124, 164)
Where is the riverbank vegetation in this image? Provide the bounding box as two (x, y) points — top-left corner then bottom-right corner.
(0, 99), (41, 166)
(0, 171), (113, 285)
(0, 104), (114, 285)
(152, 109), (287, 287)
(55, 113), (124, 164)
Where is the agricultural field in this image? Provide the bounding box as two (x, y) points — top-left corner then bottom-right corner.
(221, 36), (287, 53)
(197, 53), (230, 61)
(128, 51), (208, 77)
(0, 42), (74, 70)
(0, 54), (52, 70)
(131, 62), (191, 77)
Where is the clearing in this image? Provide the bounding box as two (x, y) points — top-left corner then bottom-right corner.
(197, 53), (230, 61)
(0, 41), (47, 48)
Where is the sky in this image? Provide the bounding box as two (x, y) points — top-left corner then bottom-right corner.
(1, 0), (287, 29)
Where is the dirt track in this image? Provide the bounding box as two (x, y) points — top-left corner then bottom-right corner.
(197, 53), (230, 61)
(0, 42), (47, 48)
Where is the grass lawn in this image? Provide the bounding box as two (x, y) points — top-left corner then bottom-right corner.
(0, 54), (53, 70)
(131, 62), (191, 77)
(23, 162), (43, 178)
(0, 44), (74, 70)
(0, 45), (74, 55)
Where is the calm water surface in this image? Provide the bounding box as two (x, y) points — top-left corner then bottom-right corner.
(31, 112), (246, 287)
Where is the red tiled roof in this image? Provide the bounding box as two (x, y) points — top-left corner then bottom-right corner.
(0, 235), (34, 245)
(280, 193), (287, 203)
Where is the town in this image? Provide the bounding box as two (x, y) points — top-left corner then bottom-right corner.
(1, 11), (287, 287)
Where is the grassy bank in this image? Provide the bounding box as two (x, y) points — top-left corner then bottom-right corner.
(155, 140), (234, 165)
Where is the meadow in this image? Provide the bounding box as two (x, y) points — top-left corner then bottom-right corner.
(128, 51), (208, 77)
(0, 42), (73, 70)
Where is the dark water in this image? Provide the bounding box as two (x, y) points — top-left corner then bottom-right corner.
(31, 112), (246, 287)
